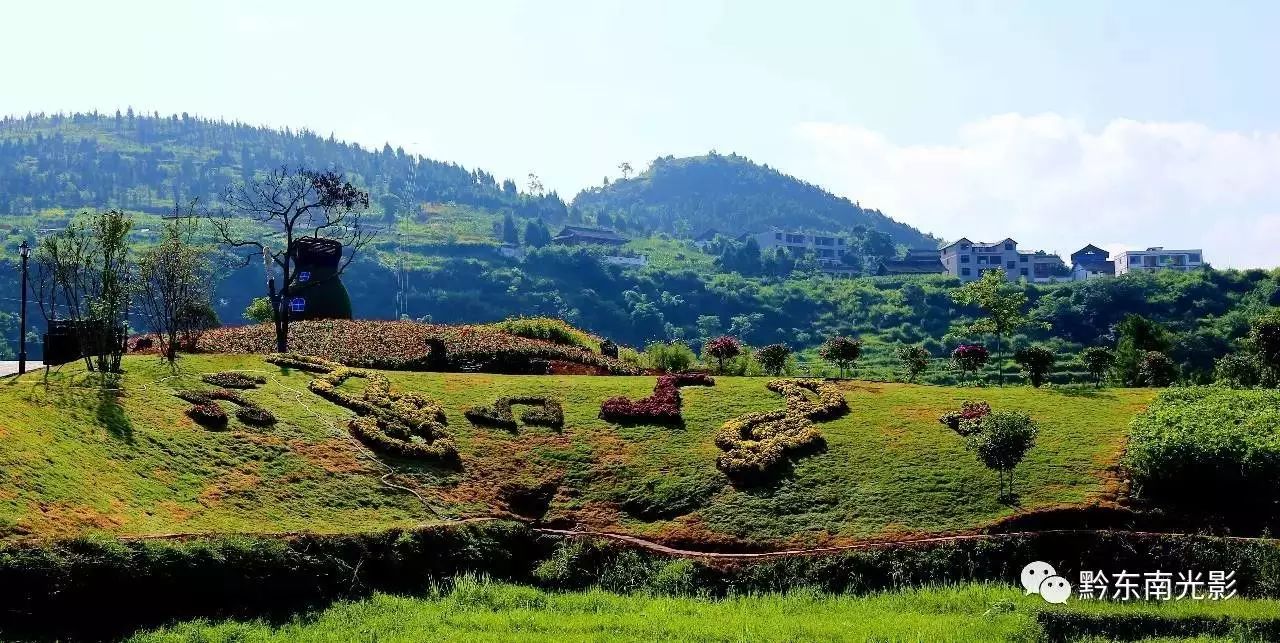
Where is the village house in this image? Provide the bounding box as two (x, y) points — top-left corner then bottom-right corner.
(875, 249), (946, 276)
(939, 238), (1067, 283)
(1113, 247), (1204, 275)
(1070, 244), (1115, 280)
(551, 225), (629, 246)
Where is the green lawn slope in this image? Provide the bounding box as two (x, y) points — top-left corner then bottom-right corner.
(0, 355), (1154, 547)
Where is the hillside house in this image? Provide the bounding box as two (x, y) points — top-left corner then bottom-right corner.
(552, 226), (628, 246)
(1113, 247), (1204, 275)
(940, 238), (1067, 283)
(1070, 244), (1115, 280)
(875, 249), (946, 276)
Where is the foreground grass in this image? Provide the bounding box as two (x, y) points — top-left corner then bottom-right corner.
(0, 355), (1154, 545)
(126, 578), (1280, 643)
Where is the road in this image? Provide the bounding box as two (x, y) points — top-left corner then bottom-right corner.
(0, 361), (43, 377)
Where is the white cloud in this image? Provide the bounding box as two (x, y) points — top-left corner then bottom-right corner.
(793, 114), (1280, 268)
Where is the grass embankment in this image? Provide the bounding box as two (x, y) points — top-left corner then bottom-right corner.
(126, 578), (1280, 642)
(0, 355), (1153, 546)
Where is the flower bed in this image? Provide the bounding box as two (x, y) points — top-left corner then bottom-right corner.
(200, 372), (266, 389)
(598, 373), (715, 424)
(464, 396), (565, 430)
(267, 353), (457, 462)
(715, 379), (848, 477)
(939, 401), (991, 436)
(184, 320), (640, 375)
(185, 403), (228, 428)
(175, 387), (277, 427)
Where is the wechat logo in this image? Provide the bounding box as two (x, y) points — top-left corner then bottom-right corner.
(1022, 561), (1071, 604)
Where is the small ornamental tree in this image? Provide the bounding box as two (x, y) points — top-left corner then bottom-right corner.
(1079, 347), (1115, 388)
(966, 410), (1038, 501)
(704, 335), (742, 374)
(1138, 351), (1178, 387)
(951, 344), (989, 382)
(819, 335), (863, 379)
(895, 344), (931, 382)
(1013, 345), (1055, 387)
(756, 343), (791, 376)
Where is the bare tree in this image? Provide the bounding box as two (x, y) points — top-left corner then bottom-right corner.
(34, 210), (133, 373)
(617, 161), (633, 180)
(136, 206), (214, 363)
(212, 166), (372, 353)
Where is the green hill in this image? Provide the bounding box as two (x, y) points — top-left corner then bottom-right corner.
(572, 153), (939, 247)
(0, 354), (1153, 547)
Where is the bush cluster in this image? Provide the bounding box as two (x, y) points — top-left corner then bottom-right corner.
(268, 353), (457, 461)
(642, 341), (698, 372)
(199, 371), (266, 389)
(192, 320), (640, 375)
(490, 316), (601, 351)
(1126, 387), (1280, 509)
(951, 344), (990, 378)
(465, 396), (566, 430)
(175, 388), (276, 427)
(598, 373), (715, 424)
(938, 400), (991, 436)
(715, 379), (848, 476)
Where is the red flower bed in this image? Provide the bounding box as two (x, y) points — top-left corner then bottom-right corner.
(599, 373), (714, 424)
(175, 320), (640, 375)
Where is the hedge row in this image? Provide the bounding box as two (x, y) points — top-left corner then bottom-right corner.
(465, 396), (565, 430)
(715, 379), (848, 476)
(598, 373), (715, 424)
(1, 527), (1278, 640)
(267, 353), (457, 462)
(200, 371), (266, 389)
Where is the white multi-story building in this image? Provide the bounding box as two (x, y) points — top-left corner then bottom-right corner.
(1113, 247), (1204, 275)
(743, 228), (848, 263)
(939, 238), (1066, 283)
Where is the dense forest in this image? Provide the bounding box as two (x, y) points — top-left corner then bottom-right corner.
(1, 112), (1276, 383)
(572, 153), (938, 248)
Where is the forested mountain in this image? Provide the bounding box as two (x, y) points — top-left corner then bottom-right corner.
(0, 112), (569, 221)
(572, 153), (939, 248)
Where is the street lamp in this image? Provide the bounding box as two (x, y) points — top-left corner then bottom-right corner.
(18, 240), (29, 375)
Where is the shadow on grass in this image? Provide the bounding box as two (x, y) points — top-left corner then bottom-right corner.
(95, 386), (134, 443)
(729, 438), (830, 492)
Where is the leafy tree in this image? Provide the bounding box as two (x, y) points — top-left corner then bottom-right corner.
(757, 343), (791, 375)
(951, 344), (989, 381)
(1079, 347), (1115, 388)
(244, 297), (274, 323)
(704, 335), (742, 373)
(1138, 351), (1178, 387)
(502, 212), (519, 244)
(1214, 353), (1263, 388)
(33, 209), (133, 374)
(523, 219), (552, 247)
(1247, 311), (1280, 383)
(895, 344), (931, 382)
(818, 335), (862, 379)
(1113, 314), (1170, 386)
(1013, 345), (1055, 387)
(644, 340), (696, 372)
(213, 166), (372, 352)
(951, 270), (1042, 385)
(378, 193), (400, 222)
(966, 410), (1038, 501)
(135, 214), (214, 363)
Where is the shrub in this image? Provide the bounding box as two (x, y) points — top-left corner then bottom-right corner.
(1248, 311), (1280, 382)
(1079, 347), (1115, 388)
(951, 344), (989, 380)
(715, 379), (848, 477)
(599, 373), (715, 424)
(465, 397), (565, 430)
(200, 371), (266, 389)
(756, 344), (791, 376)
(1013, 345), (1054, 387)
(1126, 387), (1280, 509)
(643, 341), (697, 373)
(185, 403), (227, 428)
(491, 316), (601, 352)
(818, 336), (862, 379)
(234, 405), (277, 426)
(175, 388), (275, 427)
(965, 410), (1037, 499)
(895, 345), (931, 382)
(703, 336), (741, 373)
(938, 400), (991, 436)
(1138, 351), (1177, 387)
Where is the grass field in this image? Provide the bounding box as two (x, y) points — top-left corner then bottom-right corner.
(125, 577), (1280, 642)
(0, 355), (1154, 546)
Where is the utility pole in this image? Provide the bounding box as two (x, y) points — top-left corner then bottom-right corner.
(18, 239), (29, 374)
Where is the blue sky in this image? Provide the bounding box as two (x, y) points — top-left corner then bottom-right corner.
(3, 1), (1279, 266)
